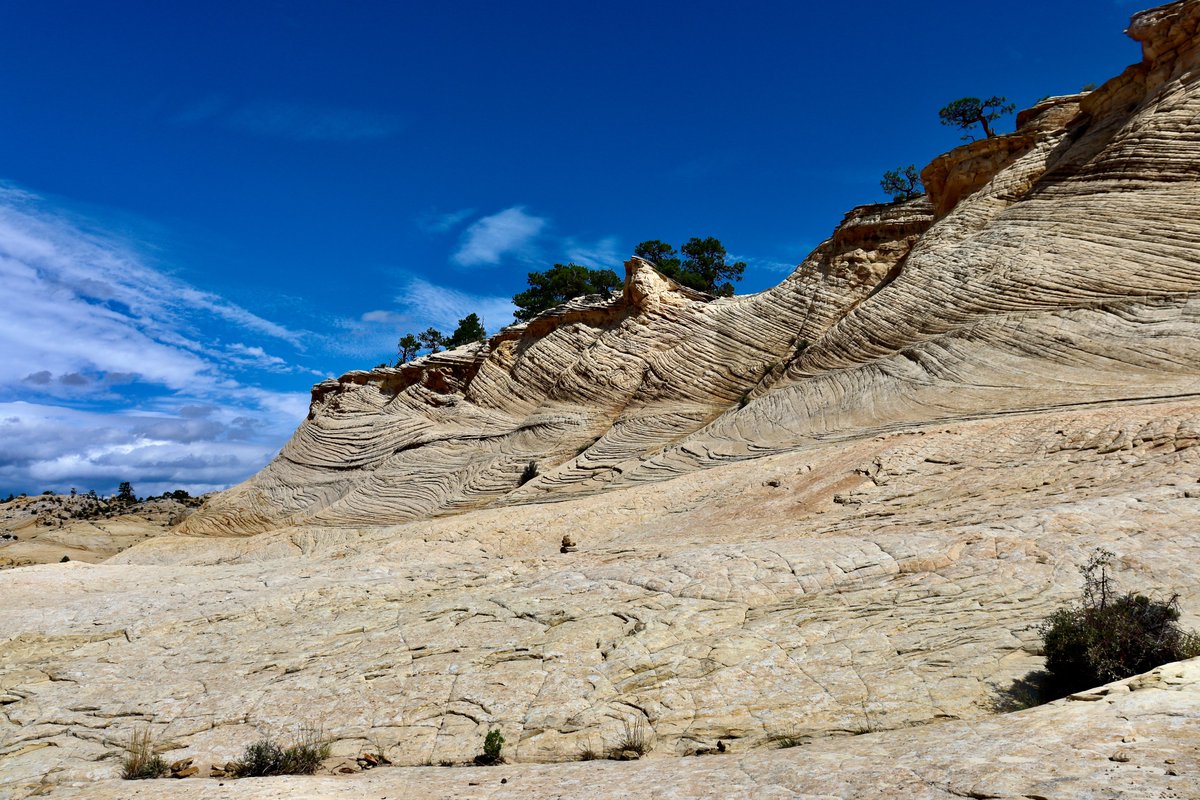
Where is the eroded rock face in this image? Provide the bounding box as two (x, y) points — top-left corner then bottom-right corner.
(180, 0), (1200, 537)
(2, 2), (1200, 798)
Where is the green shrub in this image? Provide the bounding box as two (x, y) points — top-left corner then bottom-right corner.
(120, 727), (168, 780)
(1039, 549), (1200, 696)
(229, 727), (330, 777)
(474, 728), (504, 765)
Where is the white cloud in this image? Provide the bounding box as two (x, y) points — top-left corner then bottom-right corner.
(563, 235), (622, 269)
(729, 251), (798, 275)
(394, 278), (515, 334)
(0, 185), (312, 495)
(224, 343), (290, 371)
(360, 309), (407, 324)
(417, 208), (475, 234)
(452, 207), (546, 267)
(0, 399), (302, 496)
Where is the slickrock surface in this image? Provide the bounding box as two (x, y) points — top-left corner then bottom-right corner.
(42, 659), (1200, 799)
(2, 2), (1200, 798)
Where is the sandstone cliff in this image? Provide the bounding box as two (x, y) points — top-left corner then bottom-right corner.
(181, 0), (1200, 537)
(2, 2), (1199, 798)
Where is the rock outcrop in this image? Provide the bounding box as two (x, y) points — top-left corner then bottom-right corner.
(2, 2), (1200, 798)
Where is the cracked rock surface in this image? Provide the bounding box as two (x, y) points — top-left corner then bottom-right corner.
(3, 2), (1200, 798)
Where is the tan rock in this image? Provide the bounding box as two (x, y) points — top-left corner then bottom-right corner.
(2, 3), (1200, 800)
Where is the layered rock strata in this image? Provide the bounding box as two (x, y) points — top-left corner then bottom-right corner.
(2, 2), (1200, 798)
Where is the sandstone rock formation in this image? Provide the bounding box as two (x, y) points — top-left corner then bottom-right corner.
(2, 2), (1199, 798)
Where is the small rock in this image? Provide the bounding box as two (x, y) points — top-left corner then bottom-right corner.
(1110, 751), (1132, 763)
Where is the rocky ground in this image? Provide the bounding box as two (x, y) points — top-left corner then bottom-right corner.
(2, 1), (1199, 798)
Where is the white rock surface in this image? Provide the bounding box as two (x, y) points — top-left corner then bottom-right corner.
(2, 2), (1200, 798)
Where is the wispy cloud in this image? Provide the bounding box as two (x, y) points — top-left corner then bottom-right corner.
(393, 278), (515, 333)
(0, 185), (310, 494)
(417, 208), (475, 234)
(729, 252), (798, 275)
(452, 206), (546, 267)
(563, 235), (622, 269)
(174, 96), (402, 142)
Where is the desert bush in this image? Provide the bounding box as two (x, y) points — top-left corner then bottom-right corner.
(120, 727), (168, 780)
(229, 726), (330, 777)
(608, 717), (651, 759)
(474, 728), (504, 765)
(1039, 548), (1200, 696)
(518, 461), (538, 486)
(576, 736), (600, 761)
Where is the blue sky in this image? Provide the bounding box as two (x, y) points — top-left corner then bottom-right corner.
(0, 1), (1147, 496)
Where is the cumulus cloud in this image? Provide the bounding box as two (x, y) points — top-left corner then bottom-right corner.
(0, 400), (297, 496)
(452, 207), (546, 267)
(0, 186), (311, 495)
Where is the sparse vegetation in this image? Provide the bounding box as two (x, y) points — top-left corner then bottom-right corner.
(880, 165), (923, 201)
(474, 728), (504, 765)
(120, 727), (168, 780)
(770, 729), (806, 749)
(228, 727), (330, 777)
(608, 716), (651, 759)
(938, 96), (1016, 140)
(518, 460), (539, 486)
(633, 237), (746, 297)
(576, 736), (601, 761)
(1038, 548), (1200, 697)
(116, 481), (137, 504)
(513, 263), (623, 321)
(446, 313), (487, 349)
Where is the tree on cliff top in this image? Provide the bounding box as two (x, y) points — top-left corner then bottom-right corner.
(396, 334), (420, 364)
(446, 313), (487, 349)
(417, 327), (446, 354)
(939, 96), (1016, 140)
(633, 237), (745, 297)
(512, 263), (621, 322)
(880, 165), (923, 202)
